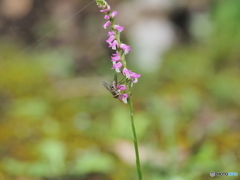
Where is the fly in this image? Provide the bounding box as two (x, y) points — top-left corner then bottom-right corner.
(102, 74), (121, 98)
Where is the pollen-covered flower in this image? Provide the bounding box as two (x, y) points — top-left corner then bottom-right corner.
(114, 25), (124, 32)
(120, 43), (132, 55)
(119, 93), (129, 104)
(109, 40), (119, 50)
(111, 62), (122, 73)
(103, 21), (111, 29)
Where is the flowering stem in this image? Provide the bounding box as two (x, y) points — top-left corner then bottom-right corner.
(128, 96), (142, 180)
(96, 0), (142, 178)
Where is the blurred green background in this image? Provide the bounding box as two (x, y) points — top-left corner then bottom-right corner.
(0, 0), (239, 180)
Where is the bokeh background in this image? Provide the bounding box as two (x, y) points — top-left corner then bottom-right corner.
(0, 0), (239, 180)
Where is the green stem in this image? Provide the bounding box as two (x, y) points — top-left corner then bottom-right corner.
(128, 96), (142, 180)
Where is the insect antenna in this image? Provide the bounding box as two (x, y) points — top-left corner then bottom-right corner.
(118, 77), (126, 85)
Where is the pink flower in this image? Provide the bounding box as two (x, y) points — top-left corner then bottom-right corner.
(122, 68), (131, 79)
(117, 85), (127, 91)
(100, 5), (110, 13)
(114, 25), (124, 32)
(120, 43), (131, 55)
(108, 40), (119, 50)
(106, 35), (115, 44)
(108, 31), (115, 36)
(130, 71), (141, 79)
(119, 94), (129, 104)
(111, 62), (122, 73)
(104, 15), (110, 20)
(111, 11), (118, 18)
(111, 52), (121, 62)
(122, 68), (141, 86)
(103, 21), (111, 29)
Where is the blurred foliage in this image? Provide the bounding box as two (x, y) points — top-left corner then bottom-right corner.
(0, 0), (240, 180)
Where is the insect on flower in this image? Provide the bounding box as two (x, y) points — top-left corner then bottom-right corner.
(102, 74), (121, 98)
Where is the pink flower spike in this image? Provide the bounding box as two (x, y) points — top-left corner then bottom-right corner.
(104, 15), (110, 20)
(117, 85), (127, 91)
(106, 35), (115, 44)
(111, 62), (122, 73)
(114, 25), (124, 32)
(119, 94), (129, 104)
(100, 5), (110, 12)
(109, 40), (119, 50)
(120, 43), (132, 55)
(111, 11), (118, 18)
(108, 31), (115, 36)
(103, 21), (111, 29)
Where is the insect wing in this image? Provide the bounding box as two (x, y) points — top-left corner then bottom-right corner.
(102, 81), (112, 92)
(102, 75), (121, 99)
(112, 74), (118, 88)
